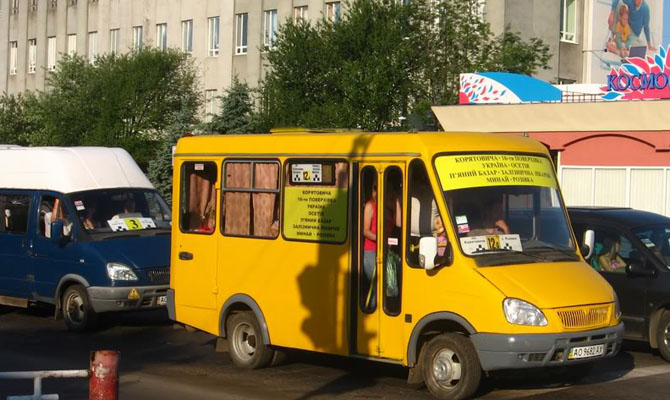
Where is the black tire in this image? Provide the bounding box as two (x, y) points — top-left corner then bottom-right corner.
(657, 310), (670, 362)
(422, 333), (482, 400)
(62, 284), (97, 332)
(226, 311), (274, 369)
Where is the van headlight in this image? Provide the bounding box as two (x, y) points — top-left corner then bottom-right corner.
(503, 298), (548, 326)
(106, 262), (138, 281)
(614, 291), (622, 319)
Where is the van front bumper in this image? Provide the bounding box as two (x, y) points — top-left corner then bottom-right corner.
(470, 322), (624, 371)
(87, 285), (169, 313)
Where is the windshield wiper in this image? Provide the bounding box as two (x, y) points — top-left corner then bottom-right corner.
(524, 245), (579, 261)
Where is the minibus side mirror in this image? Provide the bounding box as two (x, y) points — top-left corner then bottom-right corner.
(582, 229), (595, 260)
(50, 220), (71, 246)
(419, 237), (438, 270)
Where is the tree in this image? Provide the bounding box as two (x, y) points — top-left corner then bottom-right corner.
(264, 0), (433, 131)
(0, 93), (33, 145)
(205, 78), (267, 134)
(425, 1), (551, 106)
(26, 48), (200, 167)
(263, 0), (552, 131)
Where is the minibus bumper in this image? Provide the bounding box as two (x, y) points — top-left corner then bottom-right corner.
(87, 285), (169, 313)
(470, 322), (624, 371)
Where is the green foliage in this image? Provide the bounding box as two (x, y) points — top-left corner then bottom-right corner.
(265, 0), (433, 131)
(263, 0), (552, 130)
(25, 49), (200, 167)
(146, 106), (196, 205)
(0, 93), (34, 145)
(204, 78), (267, 134)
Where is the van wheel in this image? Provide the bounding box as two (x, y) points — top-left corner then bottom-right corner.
(657, 310), (670, 362)
(227, 311), (274, 369)
(62, 285), (97, 332)
(422, 333), (481, 400)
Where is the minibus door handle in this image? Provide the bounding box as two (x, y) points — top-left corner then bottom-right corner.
(179, 251), (193, 261)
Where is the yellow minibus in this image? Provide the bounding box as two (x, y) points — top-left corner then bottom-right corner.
(168, 131), (623, 400)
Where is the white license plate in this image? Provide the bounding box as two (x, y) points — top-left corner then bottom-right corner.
(568, 344), (605, 359)
(156, 295), (167, 306)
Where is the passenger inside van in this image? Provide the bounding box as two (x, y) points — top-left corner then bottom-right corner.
(42, 197), (72, 238)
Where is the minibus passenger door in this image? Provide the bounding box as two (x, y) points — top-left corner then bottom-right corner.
(172, 161), (219, 310)
(355, 163), (405, 360)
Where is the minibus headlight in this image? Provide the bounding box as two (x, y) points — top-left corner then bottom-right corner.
(106, 262), (138, 281)
(503, 298), (548, 326)
(614, 291), (622, 320)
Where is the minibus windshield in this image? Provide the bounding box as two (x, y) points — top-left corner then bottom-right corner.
(434, 153), (576, 266)
(632, 224), (670, 267)
(69, 189), (171, 234)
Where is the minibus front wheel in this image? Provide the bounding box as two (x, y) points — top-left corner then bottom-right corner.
(227, 311), (274, 369)
(62, 284), (97, 332)
(422, 333), (481, 400)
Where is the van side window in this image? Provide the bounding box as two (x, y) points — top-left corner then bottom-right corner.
(180, 162), (218, 234)
(406, 160), (442, 268)
(222, 160), (280, 238)
(39, 195), (73, 238)
(283, 160), (349, 243)
(0, 194), (31, 234)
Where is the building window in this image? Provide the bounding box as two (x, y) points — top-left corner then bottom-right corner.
(69, 0), (77, 5)
(47, 37), (57, 71)
(560, 0), (576, 42)
(88, 32), (98, 64)
(204, 89), (218, 122)
(208, 17), (220, 56)
(110, 29), (119, 54)
(235, 13), (248, 55)
(263, 10), (278, 50)
(11, 0), (19, 15)
(181, 20), (193, 55)
(294, 6), (308, 22)
(222, 160), (281, 238)
(9, 42), (18, 75)
(156, 23), (167, 51)
(326, 2), (341, 23)
(30, 0), (38, 12)
(67, 34), (77, 56)
(28, 39), (37, 74)
(133, 26), (143, 51)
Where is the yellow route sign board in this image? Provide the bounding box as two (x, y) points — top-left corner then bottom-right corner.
(435, 154), (556, 191)
(283, 187), (348, 242)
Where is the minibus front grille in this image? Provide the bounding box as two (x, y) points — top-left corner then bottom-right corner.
(144, 267), (170, 284)
(556, 305), (610, 329)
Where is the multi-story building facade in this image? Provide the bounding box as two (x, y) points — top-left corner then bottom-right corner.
(0, 0), (343, 118)
(0, 0), (595, 114)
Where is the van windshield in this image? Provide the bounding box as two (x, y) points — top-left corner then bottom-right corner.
(69, 189), (171, 234)
(632, 225), (670, 267)
(434, 153), (576, 266)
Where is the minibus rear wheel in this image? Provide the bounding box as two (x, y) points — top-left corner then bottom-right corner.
(422, 333), (481, 400)
(62, 284), (97, 332)
(657, 310), (670, 362)
(227, 311), (274, 369)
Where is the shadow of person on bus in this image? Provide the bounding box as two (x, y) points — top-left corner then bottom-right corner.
(296, 133), (377, 373)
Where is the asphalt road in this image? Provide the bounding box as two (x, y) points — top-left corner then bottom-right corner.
(1, 305), (669, 400)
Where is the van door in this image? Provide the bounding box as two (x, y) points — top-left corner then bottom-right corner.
(31, 193), (81, 300)
(0, 192), (33, 300)
(356, 162), (405, 360)
(172, 161), (219, 310)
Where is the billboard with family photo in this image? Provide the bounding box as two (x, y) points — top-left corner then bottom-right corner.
(589, 0), (670, 83)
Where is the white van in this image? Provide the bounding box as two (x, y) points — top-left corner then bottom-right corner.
(0, 147), (172, 330)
